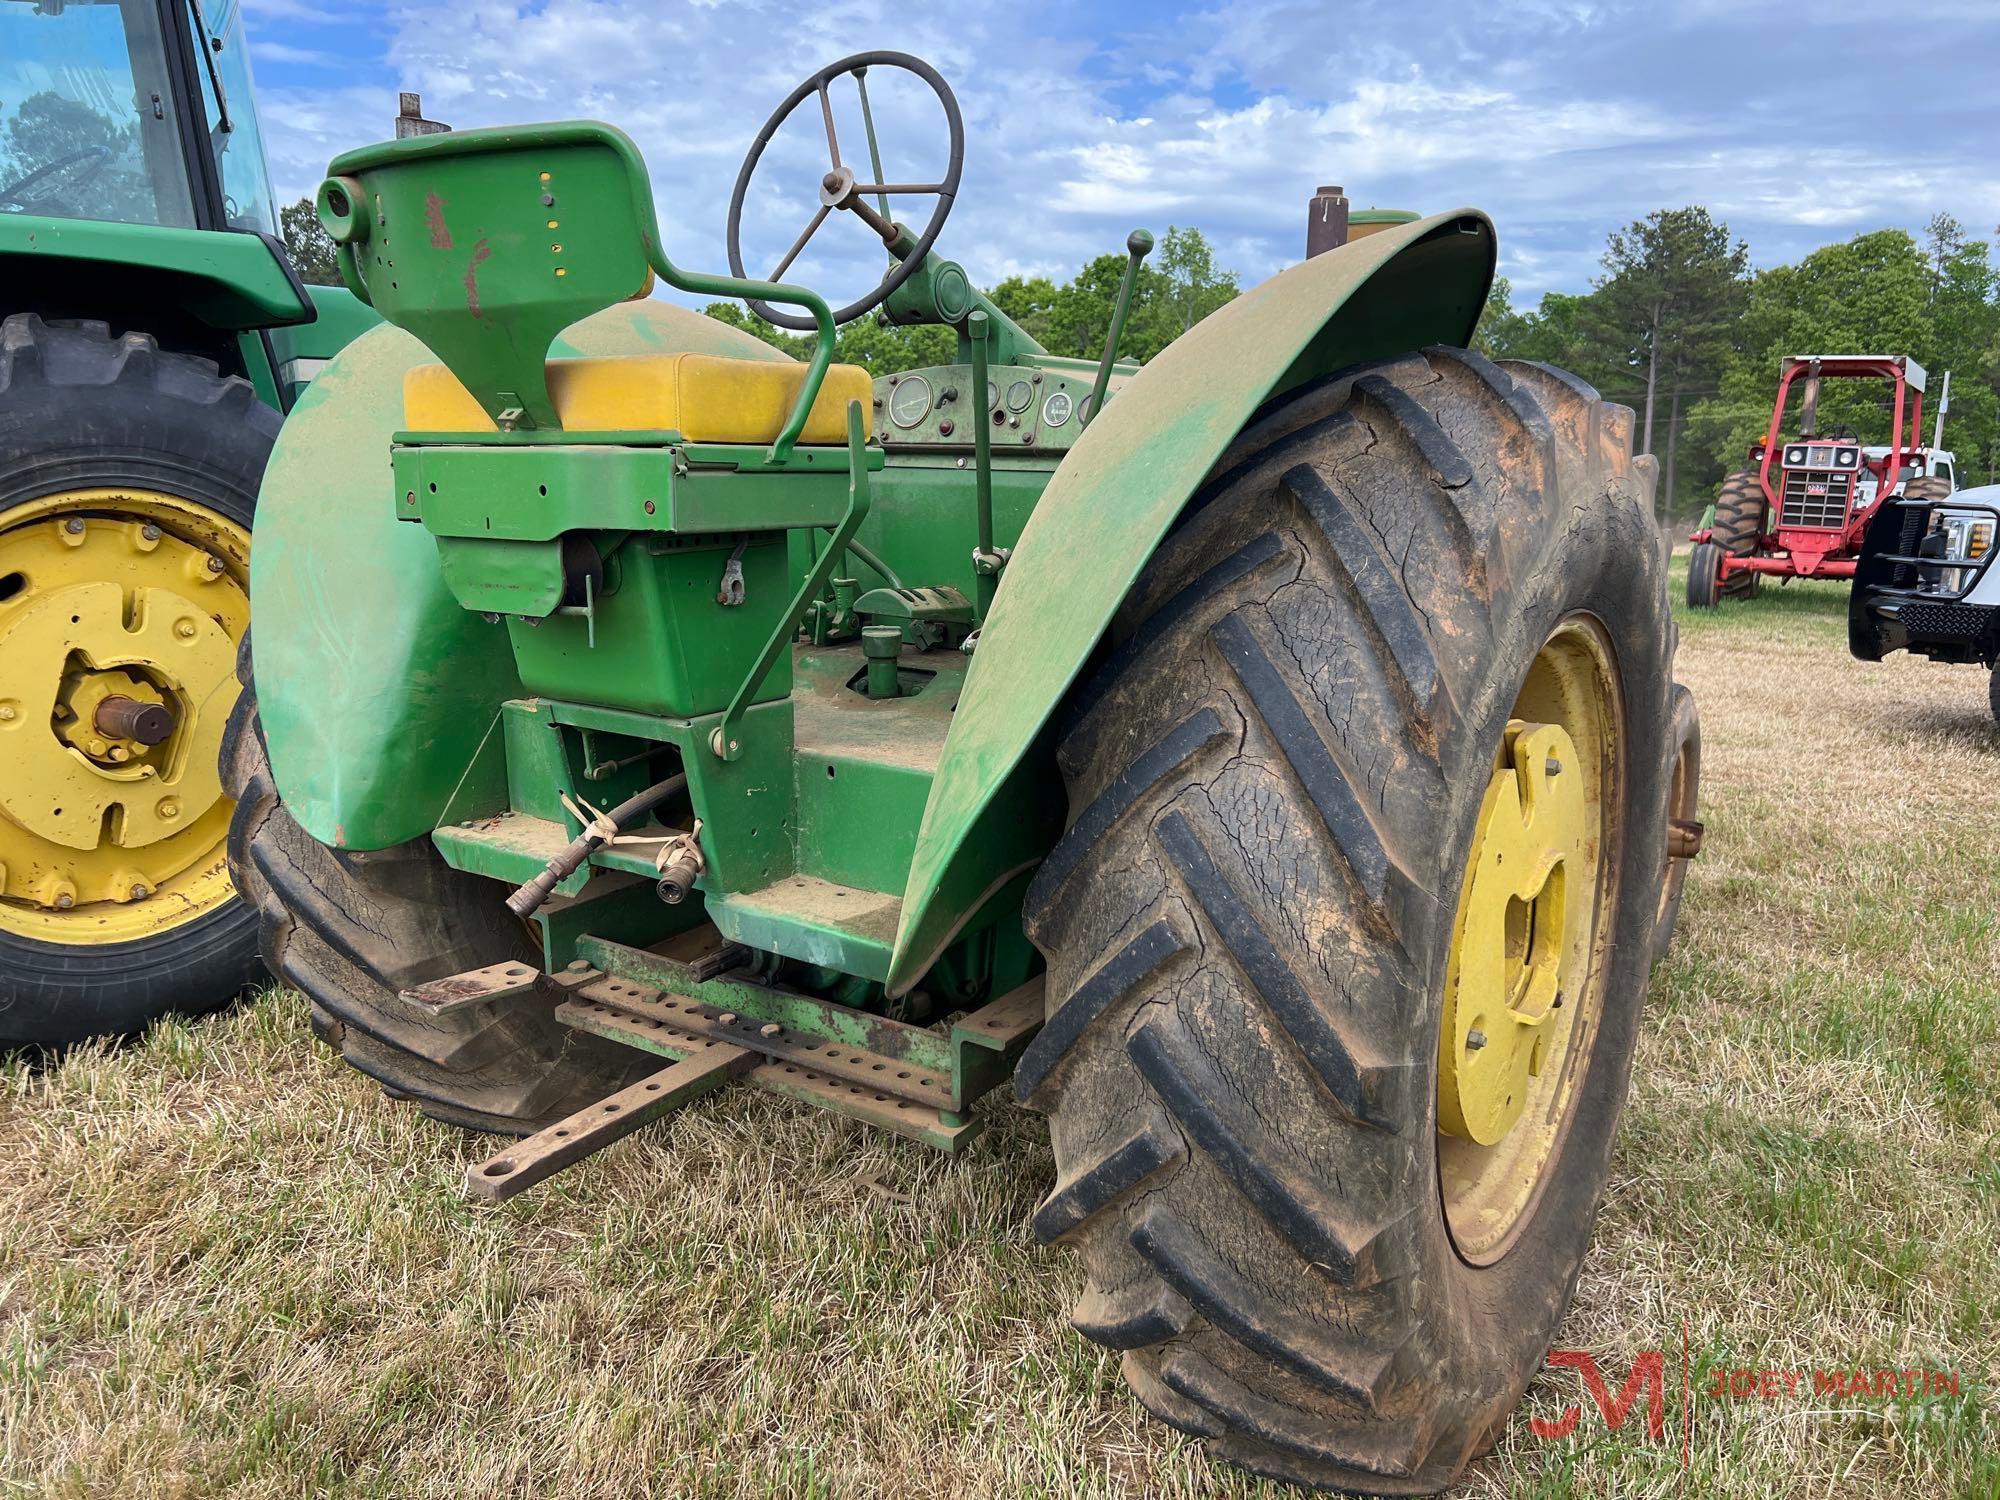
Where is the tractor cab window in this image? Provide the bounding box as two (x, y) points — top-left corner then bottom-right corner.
(0, 0), (197, 226)
(188, 0), (278, 234)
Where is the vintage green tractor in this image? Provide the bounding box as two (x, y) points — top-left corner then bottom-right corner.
(0, 0), (377, 1045)
(228, 52), (1695, 1494)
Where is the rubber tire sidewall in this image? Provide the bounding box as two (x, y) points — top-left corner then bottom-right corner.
(0, 320), (273, 1044)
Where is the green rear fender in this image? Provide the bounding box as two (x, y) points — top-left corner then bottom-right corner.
(251, 299), (791, 848)
(884, 209), (1496, 994)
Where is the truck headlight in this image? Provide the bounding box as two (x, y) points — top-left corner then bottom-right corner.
(1937, 516), (1994, 563)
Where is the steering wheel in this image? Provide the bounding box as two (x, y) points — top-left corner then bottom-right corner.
(0, 147), (112, 213)
(726, 51), (964, 330)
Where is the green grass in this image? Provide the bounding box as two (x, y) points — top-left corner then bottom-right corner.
(3, 566), (1997, 1498)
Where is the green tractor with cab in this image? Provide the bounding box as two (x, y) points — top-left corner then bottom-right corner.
(0, 0), (375, 1045)
(231, 52), (1698, 1494)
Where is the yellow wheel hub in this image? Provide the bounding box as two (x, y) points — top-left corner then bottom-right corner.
(1438, 617), (1621, 1264)
(0, 489), (248, 945)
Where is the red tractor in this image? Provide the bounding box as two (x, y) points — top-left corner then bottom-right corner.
(1687, 354), (1951, 606)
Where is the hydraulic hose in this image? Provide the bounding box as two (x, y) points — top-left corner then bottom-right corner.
(503, 773), (689, 919)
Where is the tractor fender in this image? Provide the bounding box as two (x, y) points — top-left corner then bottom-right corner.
(252, 299), (791, 849)
(0, 215), (313, 329)
(886, 209), (1495, 994)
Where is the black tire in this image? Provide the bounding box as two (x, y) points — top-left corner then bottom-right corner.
(1989, 663), (1999, 727)
(0, 314), (275, 1046)
(1686, 540), (1722, 608)
(1016, 350), (1672, 1494)
(221, 637), (654, 1133)
(1652, 684), (1700, 966)
(1711, 470), (1763, 600)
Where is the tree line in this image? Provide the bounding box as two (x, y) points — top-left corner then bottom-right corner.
(281, 192), (1997, 518)
(1475, 208), (1999, 517)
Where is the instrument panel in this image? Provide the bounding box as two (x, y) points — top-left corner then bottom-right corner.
(873, 362), (1105, 454)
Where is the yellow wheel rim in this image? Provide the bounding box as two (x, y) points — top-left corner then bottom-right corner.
(1437, 615), (1623, 1264)
(0, 488), (248, 946)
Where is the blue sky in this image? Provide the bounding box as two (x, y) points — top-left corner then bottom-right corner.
(243, 0), (2000, 309)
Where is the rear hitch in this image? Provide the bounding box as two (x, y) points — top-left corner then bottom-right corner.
(444, 927), (1045, 1200)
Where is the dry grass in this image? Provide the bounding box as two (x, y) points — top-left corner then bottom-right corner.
(3, 567), (1997, 1499)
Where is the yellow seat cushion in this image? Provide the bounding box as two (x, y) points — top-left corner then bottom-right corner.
(403, 353), (873, 444)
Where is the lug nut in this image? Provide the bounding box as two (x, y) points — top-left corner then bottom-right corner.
(204, 555), (226, 574)
(1545, 757), (1562, 776)
(140, 524), (161, 542)
(175, 619), (197, 638)
(1466, 1029), (1489, 1050)
(0, 705), (14, 722)
(130, 884), (150, 900)
(158, 799), (180, 820)
(63, 516), (85, 534)
(54, 892), (74, 909)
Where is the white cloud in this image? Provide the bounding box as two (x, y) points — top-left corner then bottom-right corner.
(248, 0), (2000, 308)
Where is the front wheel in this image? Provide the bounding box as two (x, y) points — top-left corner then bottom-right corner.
(1686, 539), (1723, 608)
(1017, 349), (1672, 1494)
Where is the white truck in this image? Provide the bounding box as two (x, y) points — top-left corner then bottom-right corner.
(1850, 478), (2000, 721)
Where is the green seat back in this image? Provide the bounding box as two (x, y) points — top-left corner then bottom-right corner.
(319, 122), (662, 430)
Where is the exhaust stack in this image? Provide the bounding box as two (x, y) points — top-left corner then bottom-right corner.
(1307, 184), (1350, 259)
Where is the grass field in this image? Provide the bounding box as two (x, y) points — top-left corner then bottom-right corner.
(4, 562), (1997, 1499)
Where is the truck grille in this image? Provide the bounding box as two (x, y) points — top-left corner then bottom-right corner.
(1778, 467), (1854, 529)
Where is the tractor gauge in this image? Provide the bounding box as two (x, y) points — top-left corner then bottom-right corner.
(987, 379), (1002, 409)
(1005, 379), (1033, 413)
(888, 375), (933, 428)
(1041, 389), (1073, 428)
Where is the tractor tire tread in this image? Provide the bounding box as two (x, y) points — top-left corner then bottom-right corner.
(221, 637), (652, 1134)
(1021, 346), (1670, 1494)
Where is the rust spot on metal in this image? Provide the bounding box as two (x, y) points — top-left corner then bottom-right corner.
(424, 189), (454, 249)
(463, 237), (492, 316)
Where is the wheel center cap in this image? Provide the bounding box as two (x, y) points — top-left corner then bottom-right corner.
(0, 573), (234, 851)
(1438, 719), (1589, 1146)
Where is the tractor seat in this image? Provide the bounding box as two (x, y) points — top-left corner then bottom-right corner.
(403, 353), (873, 445)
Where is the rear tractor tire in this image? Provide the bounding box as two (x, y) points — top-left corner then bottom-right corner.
(0, 315), (273, 1046)
(222, 640), (654, 1133)
(1710, 468), (1764, 601)
(1017, 349), (1672, 1494)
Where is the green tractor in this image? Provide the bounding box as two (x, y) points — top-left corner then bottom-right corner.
(231, 53), (1697, 1494)
(0, 0), (376, 1045)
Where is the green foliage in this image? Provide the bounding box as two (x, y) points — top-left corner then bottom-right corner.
(1477, 281), (1604, 376)
(1587, 208), (1749, 403)
(1490, 207), (1999, 518)
(278, 197), (340, 286)
(699, 300), (956, 372)
(1688, 226), (1998, 491)
(701, 225), (1237, 376)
